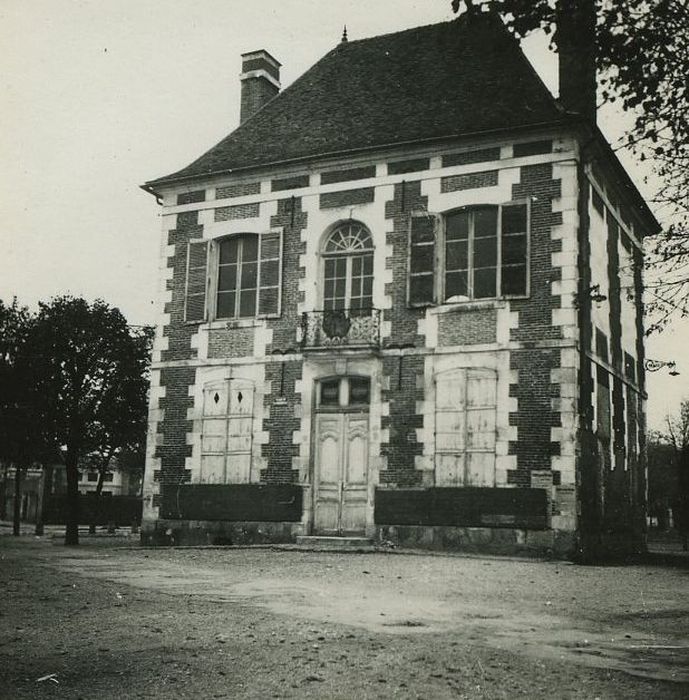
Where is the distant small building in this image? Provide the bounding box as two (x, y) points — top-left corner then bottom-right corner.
(141, 11), (659, 557)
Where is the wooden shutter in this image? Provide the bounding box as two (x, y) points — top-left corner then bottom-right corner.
(408, 214), (437, 306)
(465, 369), (497, 486)
(258, 231), (282, 317)
(185, 240), (209, 322)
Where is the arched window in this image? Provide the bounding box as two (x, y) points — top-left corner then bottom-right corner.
(322, 222), (374, 316)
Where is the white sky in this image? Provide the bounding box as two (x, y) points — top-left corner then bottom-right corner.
(0, 0), (686, 428)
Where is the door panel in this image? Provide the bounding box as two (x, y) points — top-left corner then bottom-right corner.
(436, 454), (464, 486)
(466, 452), (495, 486)
(314, 411), (369, 535)
(314, 415), (344, 533)
(200, 455), (226, 483)
(340, 415), (369, 534)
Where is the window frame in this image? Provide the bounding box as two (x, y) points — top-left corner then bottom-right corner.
(319, 221), (375, 314)
(208, 231), (283, 322)
(407, 201), (530, 307)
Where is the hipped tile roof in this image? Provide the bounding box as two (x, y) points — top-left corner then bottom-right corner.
(147, 11), (566, 188)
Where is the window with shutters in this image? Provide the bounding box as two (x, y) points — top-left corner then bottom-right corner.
(408, 203), (529, 306)
(184, 231), (282, 323)
(434, 368), (497, 486)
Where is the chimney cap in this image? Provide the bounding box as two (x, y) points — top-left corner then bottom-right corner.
(240, 49), (282, 69)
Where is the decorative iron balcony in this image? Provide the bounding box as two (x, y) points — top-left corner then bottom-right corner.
(301, 308), (381, 349)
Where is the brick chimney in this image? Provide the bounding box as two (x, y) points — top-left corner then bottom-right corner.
(240, 50), (281, 124)
(556, 0), (597, 123)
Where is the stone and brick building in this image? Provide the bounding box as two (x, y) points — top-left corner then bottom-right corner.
(140, 11), (659, 557)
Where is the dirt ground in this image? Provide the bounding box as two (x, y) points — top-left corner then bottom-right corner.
(1, 533), (688, 699)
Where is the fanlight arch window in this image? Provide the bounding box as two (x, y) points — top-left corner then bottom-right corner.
(322, 222), (374, 316)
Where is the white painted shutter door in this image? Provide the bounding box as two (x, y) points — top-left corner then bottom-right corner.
(435, 371), (466, 486)
(226, 383), (254, 483)
(466, 370), (497, 486)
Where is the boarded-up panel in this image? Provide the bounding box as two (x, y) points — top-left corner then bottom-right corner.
(160, 484), (303, 522)
(374, 487), (548, 529)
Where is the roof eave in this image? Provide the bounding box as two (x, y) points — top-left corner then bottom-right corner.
(142, 117), (573, 192)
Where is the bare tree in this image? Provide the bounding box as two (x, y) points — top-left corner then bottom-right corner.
(665, 400), (689, 549)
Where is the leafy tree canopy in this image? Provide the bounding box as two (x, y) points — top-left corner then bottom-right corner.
(21, 296), (152, 544)
(452, 0), (689, 329)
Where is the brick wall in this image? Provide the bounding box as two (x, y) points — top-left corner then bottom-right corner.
(152, 210), (207, 508)
(437, 309), (497, 346)
(207, 328), (254, 358)
(441, 170), (499, 193)
(507, 163), (563, 486)
(259, 196), (309, 482)
(379, 180), (429, 485)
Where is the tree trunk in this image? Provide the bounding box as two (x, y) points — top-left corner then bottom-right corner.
(64, 452), (80, 546)
(89, 469), (106, 535)
(12, 464), (23, 536)
(34, 465), (48, 536)
(0, 464), (7, 521)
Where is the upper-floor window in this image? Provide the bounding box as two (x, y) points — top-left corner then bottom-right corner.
(409, 203), (528, 306)
(322, 222), (374, 316)
(185, 231), (282, 323)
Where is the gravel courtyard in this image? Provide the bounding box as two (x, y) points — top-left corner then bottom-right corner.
(1, 534), (688, 699)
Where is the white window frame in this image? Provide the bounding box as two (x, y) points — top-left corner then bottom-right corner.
(408, 201), (530, 307)
(319, 221), (375, 313)
(208, 230), (283, 321)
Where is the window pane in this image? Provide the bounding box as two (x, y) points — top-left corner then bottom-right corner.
(324, 258), (336, 277)
(217, 291), (236, 318)
(352, 257), (362, 275)
(320, 379), (340, 406)
(219, 238), (239, 264)
(363, 255), (373, 275)
(410, 245), (434, 273)
(501, 265), (527, 296)
(238, 289), (256, 317)
(502, 204), (527, 234)
(363, 277), (373, 297)
(473, 268), (497, 298)
(502, 234), (527, 266)
(446, 211), (469, 240)
(349, 377), (370, 405)
(446, 240), (468, 271)
(474, 208), (498, 238)
(445, 270), (468, 300)
(241, 235), (259, 262)
(240, 261), (258, 288)
(410, 275), (434, 304)
(473, 237), (497, 268)
(218, 265), (237, 292)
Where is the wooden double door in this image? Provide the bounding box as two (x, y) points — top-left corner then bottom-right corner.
(313, 377), (370, 535)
